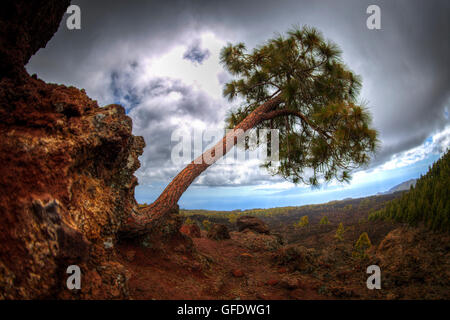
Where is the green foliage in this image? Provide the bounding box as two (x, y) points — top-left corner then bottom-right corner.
(353, 232), (371, 259)
(335, 222), (345, 241)
(184, 217), (195, 225)
(202, 219), (212, 231)
(319, 216), (329, 225)
(228, 213), (238, 224)
(294, 215), (309, 228)
(359, 198), (372, 209)
(369, 151), (450, 232)
(180, 195), (385, 221)
(220, 26), (378, 187)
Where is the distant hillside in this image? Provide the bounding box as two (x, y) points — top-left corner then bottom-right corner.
(387, 178), (417, 193)
(369, 151), (449, 232)
(180, 191), (403, 231)
(377, 178), (417, 195)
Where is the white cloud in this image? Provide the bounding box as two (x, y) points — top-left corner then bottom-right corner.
(137, 32), (226, 98)
(379, 125), (450, 171)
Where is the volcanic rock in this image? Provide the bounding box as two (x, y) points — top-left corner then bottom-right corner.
(0, 0), (144, 299)
(236, 216), (270, 234)
(180, 224), (202, 238)
(207, 224), (231, 241)
(0, 0), (70, 79)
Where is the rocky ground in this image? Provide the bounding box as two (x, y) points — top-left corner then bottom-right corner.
(117, 211), (450, 300)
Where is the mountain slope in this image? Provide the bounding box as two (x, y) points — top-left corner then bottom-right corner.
(387, 179), (417, 193)
(369, 151), (449, 232)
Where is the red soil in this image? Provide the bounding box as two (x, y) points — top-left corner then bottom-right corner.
(118, 231), (326, 300)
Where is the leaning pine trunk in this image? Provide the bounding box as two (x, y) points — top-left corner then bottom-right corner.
(121, 95), (283, 235)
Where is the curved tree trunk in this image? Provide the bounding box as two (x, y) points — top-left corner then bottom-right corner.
(121, 95), (283, 236)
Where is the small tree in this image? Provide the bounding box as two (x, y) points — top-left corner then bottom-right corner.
(343, 204), (353, 211)
(319, 216), (329, 225)
(294, 215), (309, 228)
(353, 232), (371, 259)
(184, 217), (195, 225)
(335, 222), (345, 241)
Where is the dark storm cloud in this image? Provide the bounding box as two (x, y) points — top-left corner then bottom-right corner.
(183, 40), (211, 64)
(123, 75), (226, 184)
(26, 0), (450, 186)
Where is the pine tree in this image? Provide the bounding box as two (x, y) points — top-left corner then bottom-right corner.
(294, 215), (309, 228)
(335, 222), (345, 241)
(369, 150), (449, 232)
(319, 216), (329, 225)
(353, 232), (371, 259)
(121, 26), (378, 236)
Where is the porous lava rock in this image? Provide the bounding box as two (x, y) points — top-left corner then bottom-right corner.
(236, 216), (270, 234)
(0, 0), (145, 299)
(207, 224), (231, 241)
(180, 224), (202, 238)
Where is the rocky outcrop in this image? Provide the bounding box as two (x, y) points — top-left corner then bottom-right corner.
(180, 224), (201, 238)
(207, 224), (231, 241)
(232, 231), (283, 252)
(136, 205), (194, 253)
(369, 227), (450, 299)
(0, 0), (145, 299)
(0, 0), (70, 80)
(273, 244), (318, 273)
(236, 216), (270, 234)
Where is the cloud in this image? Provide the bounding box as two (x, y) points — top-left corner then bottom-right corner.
(183, 40), (211, 65)
(25, 0), (450, 189)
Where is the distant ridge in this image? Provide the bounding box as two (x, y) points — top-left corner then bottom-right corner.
(378, 178), (417, 195)
(387, 178), (417, 193)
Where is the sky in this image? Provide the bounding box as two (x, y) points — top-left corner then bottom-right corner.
(27, 0), (449, 210)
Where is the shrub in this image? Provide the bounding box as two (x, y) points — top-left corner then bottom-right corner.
(335, 222), (345, 241)
(353, 232), (372, 259)
(294, 215), (309, 228)
(319, 216), (329, 225)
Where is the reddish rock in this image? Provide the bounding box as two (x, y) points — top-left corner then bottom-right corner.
(279, 277), (299, 290)
(274, 244), (318, 273)
(0, 0), (144, 299)
(0, 0), (70, 79)
(207, 224), (230, 241)
(266, 279), (279, 286)
(232, 269), (245, 278)
(180, 224), (201, 238)
(236, 216), (270, 234)
(278, 267), (288, 274)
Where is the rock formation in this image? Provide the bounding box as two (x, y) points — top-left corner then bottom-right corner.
(180, 224), (202, 238)
(236, 216), (270, 234)
(0, 0), (145, 299)
(207, 224), (231, 241)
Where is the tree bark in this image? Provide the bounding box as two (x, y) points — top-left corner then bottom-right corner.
(121, 95), (283, 236)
